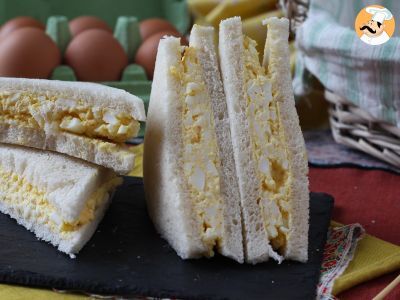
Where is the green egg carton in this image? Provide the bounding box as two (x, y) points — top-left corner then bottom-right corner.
(0, 0), (190, 137)
(0, 0), (189, 33)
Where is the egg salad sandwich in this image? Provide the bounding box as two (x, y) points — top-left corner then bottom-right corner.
(144, 25), (244, 263)
(219, 17), (309, 264)
(0, 143), (122, 257)
(144, 17), (309, 265)
(0, 78), (146, 174)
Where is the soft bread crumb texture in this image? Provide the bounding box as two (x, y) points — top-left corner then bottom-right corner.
(0, 166), (122, 237)
(219, 16), (272, 264)
(189, 24), (244, 263)
(0, 91), (140, 143)
(219, 16), (308, 264)
(243, 36), (291, 254)
(144, 36), (208, 261)
(0, 164), (122, 256)
(145, 31), (244, 263)
(263, 17), (309, 262)
(0, 143), (123, 255)
(0, 78), (146, 122)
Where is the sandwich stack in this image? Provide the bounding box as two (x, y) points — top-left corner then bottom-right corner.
(0, 79), (146, 257)
(144, 17), (309, 264)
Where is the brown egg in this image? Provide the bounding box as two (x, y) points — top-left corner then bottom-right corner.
(139, 18), (180, 41)
(65, 29), (128, 82)
(69, 16), (112, 37)
(0, 16), (45, 40)
(0, 27), (61, 78)
(135, 30), (187, 79)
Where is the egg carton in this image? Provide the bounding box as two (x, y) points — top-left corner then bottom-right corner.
(0, 0), (190, 137)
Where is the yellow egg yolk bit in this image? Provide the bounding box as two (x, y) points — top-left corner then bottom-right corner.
(0, 92), (140, 143)
(243, 36), (291, 253)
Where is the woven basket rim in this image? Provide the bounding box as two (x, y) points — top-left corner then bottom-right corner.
(283, 0), (400, 169)
(326, 89), (400, 168)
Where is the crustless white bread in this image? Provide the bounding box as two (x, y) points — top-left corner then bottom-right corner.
(144, 17), (309, 264)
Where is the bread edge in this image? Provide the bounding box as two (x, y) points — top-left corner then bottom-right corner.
(263, 17), (310, 262)
(219, 17), (274, 264)
(0, 123), (135, 175)
(190, 24), (244, 263)
(144, 36), (207, 259)
(0, 77), (146, 122)
(0, 189), (114, 256)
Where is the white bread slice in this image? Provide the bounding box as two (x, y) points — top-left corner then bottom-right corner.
(219, 17), (274, 264)
(0, 143), (122, 256)
(144, 36), (206, 259)
(144, 31), (244, 262)
(263, 17), (309, 262)
(219, 17), (309, 263)
(0, 78), (146, 121)
(0, 123), (136, 175)
(0, 78), (146, 174)
(190, 25), (243, 262)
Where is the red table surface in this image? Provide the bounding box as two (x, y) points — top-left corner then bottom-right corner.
(309, 167), (400, 300)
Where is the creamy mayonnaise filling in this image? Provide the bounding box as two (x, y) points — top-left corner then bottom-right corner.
(172, 47), (224, 256)
(243, 36), (291, 252)
(0, 167), (122, 237)
(0, 92), (140, 143)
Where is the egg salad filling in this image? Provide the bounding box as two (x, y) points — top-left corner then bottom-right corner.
(243, 36), (291, 253)
(173, 47), (224, 257)
(0, 92), (140, 143)
(0, 167), (122, 237)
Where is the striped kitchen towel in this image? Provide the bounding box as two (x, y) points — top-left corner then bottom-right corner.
(293, 0), (400, 127)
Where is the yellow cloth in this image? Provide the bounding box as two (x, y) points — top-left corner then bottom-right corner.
(0, 285), (85, 300)
(331, 222), (400, 295)
(1, 144), (399, 298)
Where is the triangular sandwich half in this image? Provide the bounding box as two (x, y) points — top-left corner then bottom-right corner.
(144, 25), (244, 263)
(219, 17), (309, 264)
(0, 144), (122, 257)
(0, 78), (146, 174)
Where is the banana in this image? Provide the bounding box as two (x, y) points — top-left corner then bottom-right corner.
(187, 0), (223, 18)
(243, 9), (284, 53)
(205, 0), (278, 27)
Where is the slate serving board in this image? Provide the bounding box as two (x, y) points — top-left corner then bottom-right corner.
(0, 177), (333, 300)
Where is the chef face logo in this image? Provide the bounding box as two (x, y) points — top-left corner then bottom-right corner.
(360, 19), (385, 37)
(355, 5), (395, 45)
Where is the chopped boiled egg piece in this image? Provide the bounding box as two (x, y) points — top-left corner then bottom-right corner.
(189, 166), (206, 191)
(59, 117), (85, 134)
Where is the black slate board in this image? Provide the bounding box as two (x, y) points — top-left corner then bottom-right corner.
(0, 177), (333, 300)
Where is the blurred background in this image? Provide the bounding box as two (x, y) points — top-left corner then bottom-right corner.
(0, 1), (399, 300)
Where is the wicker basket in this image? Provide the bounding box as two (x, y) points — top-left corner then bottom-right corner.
(281, 0), (400, 168)
(279, 0), (309, 35)
(326, 90), (400, 167)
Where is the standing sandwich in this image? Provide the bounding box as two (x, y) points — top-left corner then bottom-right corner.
(219, 17), (309, 264)
(0, 144), (122, 257)
(144, 17), (309, 265)
(0, 78), (146, 174)
(144, 25), (244, 263)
